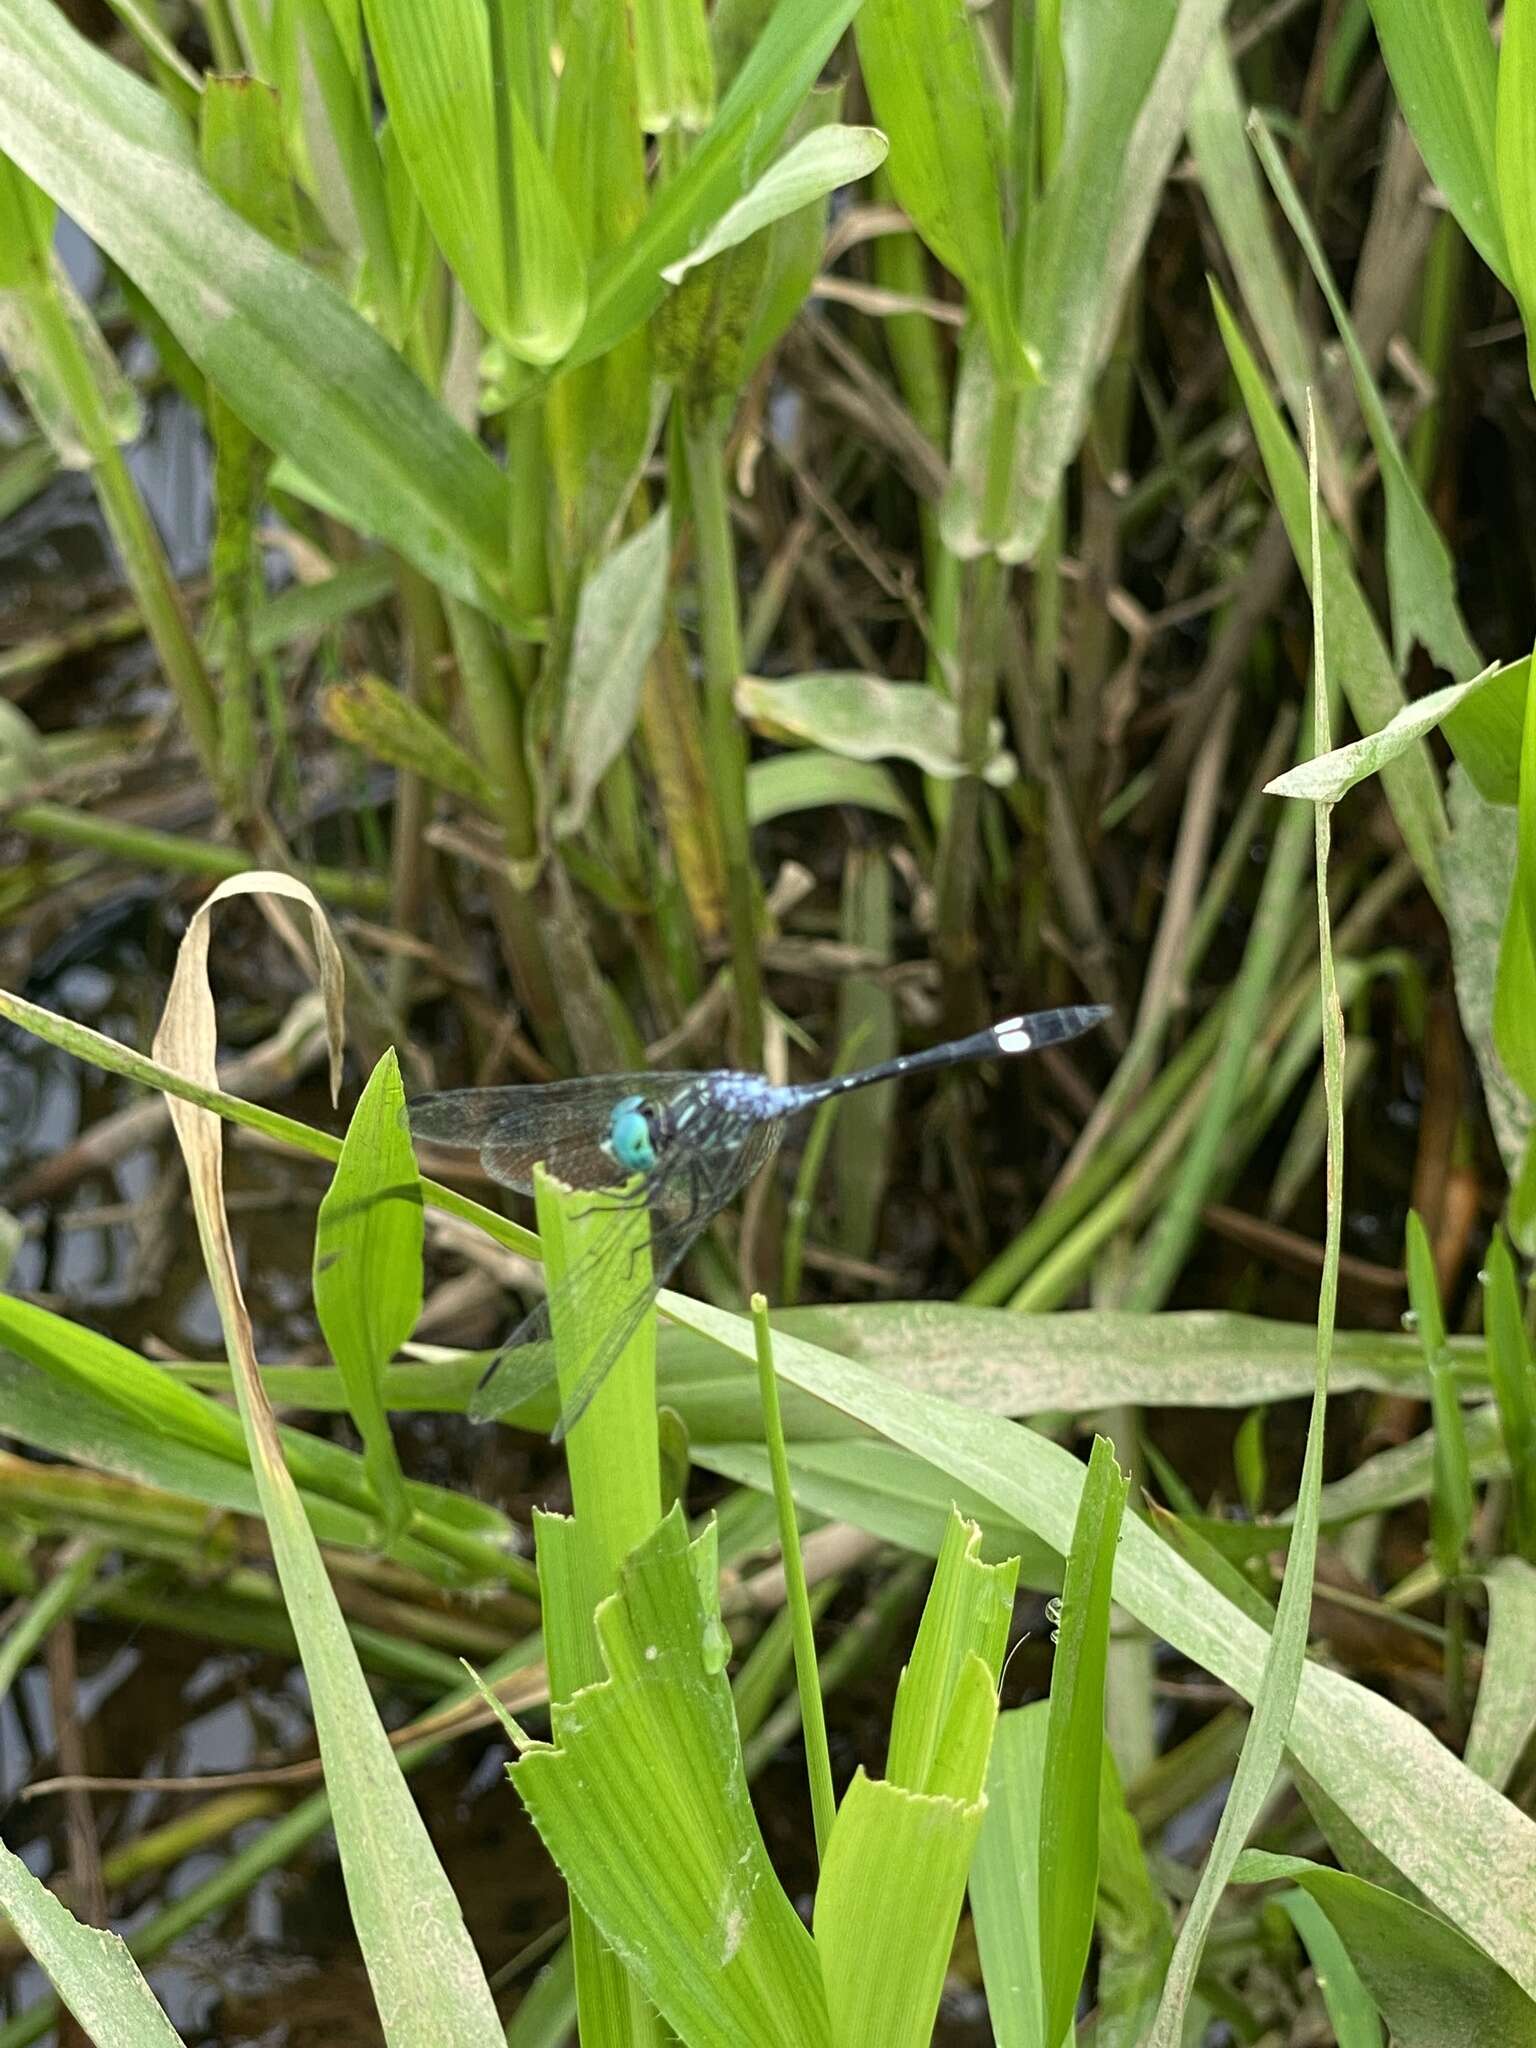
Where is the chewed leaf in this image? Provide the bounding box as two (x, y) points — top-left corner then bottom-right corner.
(1266, 666), (1505, 804)
(736, 673), (1016, 786)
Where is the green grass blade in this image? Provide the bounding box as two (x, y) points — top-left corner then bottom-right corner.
(1037, 1435), (1127, 2046)
(1212, 280), (1449, 906)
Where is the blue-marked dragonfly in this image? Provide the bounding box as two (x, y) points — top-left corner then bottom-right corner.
(409, 1004), (1109, 1439)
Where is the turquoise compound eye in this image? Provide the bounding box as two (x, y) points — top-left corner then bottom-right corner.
(608, 1099), (657, 1173)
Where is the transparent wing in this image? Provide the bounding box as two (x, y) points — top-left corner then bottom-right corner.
(470, 1113), (787, 1438)
(408, 1075), (694, 1194)
(467, 1195), (698, 1433)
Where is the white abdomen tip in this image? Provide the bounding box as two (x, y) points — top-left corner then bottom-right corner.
(994, 1019), (1033, 1052)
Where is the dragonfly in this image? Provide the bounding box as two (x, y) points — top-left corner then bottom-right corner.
(408, 1003), (1110, 1440)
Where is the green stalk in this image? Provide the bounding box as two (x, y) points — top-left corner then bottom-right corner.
(681, 400), (764, 1066)
(750, 1297), (836, 1861)
(0, 1542), (105, 1707)
(931, 552), (1006, 1011)
(24, 288), (220, 778)
(533, 1170), (665, 2047)
(8, 801), (389, 911)
(444, 597), (565, 1056)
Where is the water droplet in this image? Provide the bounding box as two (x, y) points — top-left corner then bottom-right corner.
(1477, 1268), (1490, 1287)
(700, 1616), (731, 1675)
(1400, 1309), (1418, 1332)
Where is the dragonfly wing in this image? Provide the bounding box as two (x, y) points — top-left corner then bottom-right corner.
(545, 1208), (709, 1441)
(467, 1183), (666, 1425)
(408, 1075), (694, 1194)
(546, 1117), (787, 1437)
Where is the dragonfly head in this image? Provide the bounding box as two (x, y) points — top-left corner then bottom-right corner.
(606, 1094), (659, 1174)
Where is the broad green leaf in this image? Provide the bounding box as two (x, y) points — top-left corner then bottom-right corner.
(1368, 0), (1507, 284)
(661, 124), (887, 282)
(634, 0), (716, 131)
(814, 1767), (986, 2048)
(1494, 660), (1536, 1097)
(1232, 1850), (1536, 2045)
(971, 1705), (1058, 2048)
(736, 673), (1016, 785)
(1466, 1557), (1536, 1790)
(1498, 0), (1536, 382)
(886, 1508), (1016, 1794)
(554, 508), (672, 836)
(742, 85), (849, 376)
(0, 1290), (510, 1568)
(0, 0), (521, 622)
(660, 1293), (1536, 2002)
(573, 0), (864, 366)
(502, 89), (587, 366)
(1266, 669), (1502, 804)
(313, 1049), (421, 1543)
(1442, 767), (1535, 1190)
(942, 0), (1181, 557)
(746, 750), (912, 824)
(1039, 1436), (1127, 2047)
(854, 0), (1017, 376)
(322, 673), (499, 811)
(296, 0), (402, 329)
(513, 1509), (832, 2046)
(0, 1839), (185, 2046)
(1213, 281), (1448, 906)
(358, 0), (500, 337)
(1445, 654), (1529, 809)
(1276, 1888), (1384, 2048)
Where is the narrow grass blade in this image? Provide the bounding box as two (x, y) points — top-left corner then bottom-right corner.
(1276, 1887), (1384, 2048)
(1038, 1435), (1127, 2046)
(1144, 400), (1348, 2047)
(1212, 281), (1448, 906)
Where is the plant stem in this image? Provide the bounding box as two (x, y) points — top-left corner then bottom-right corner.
(8, 801), (389, 911)
(682, 400), (763, 1066)
(751, 1296), (836, 1862)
